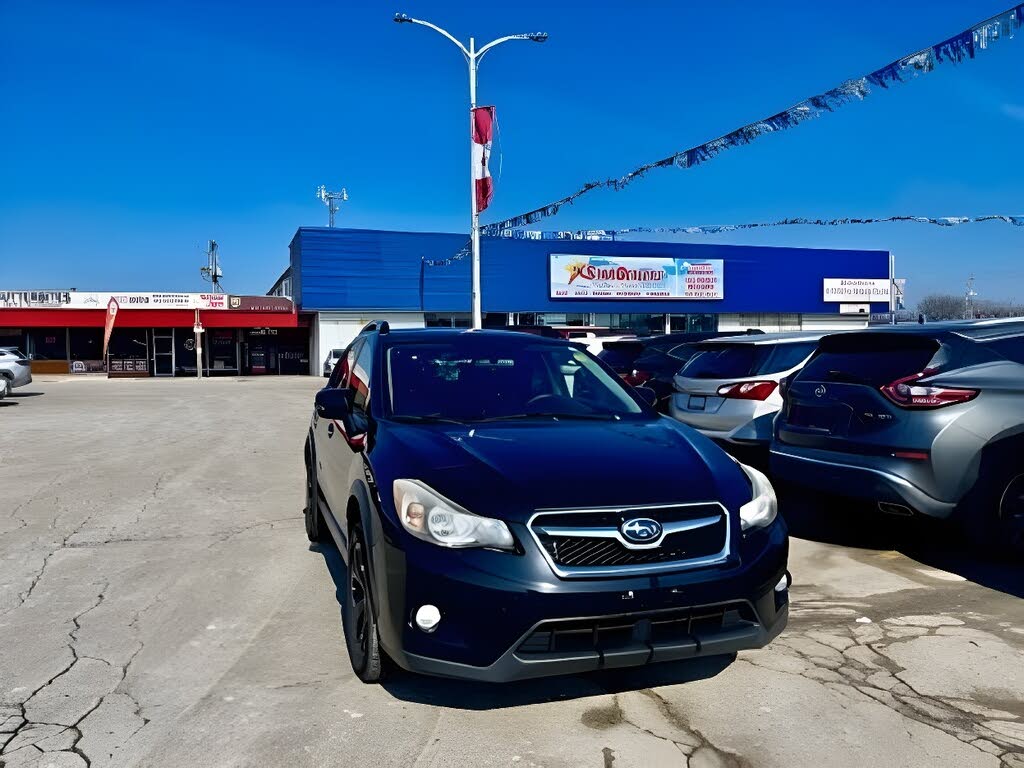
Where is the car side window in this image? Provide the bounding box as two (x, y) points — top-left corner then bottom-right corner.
(349, 339), (373, 414)
(328, 339), (360, 389)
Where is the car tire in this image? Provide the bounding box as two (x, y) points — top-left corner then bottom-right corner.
(962, 452), (1024, 557)
(0, 377), (9, 400)
(304, 443), (331, 545)
(344, 527), (386, 683)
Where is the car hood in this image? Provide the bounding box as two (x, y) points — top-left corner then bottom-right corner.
(375, 418), (747, 523)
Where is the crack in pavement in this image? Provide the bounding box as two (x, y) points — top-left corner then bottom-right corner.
(748, 612), (1024, 763)
(581, 690), (751, 766)
(1, 577), (151, 768)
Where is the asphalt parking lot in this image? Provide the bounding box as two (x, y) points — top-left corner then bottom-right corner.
(1, 377), (1022, 768)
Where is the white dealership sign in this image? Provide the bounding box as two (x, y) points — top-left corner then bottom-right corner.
(550, 254), (724, 300)
(823, 278), (891, 303)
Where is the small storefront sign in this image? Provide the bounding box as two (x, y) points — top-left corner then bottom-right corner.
(108, 358), (150, 378)
(0, 290), (72, 308)
(550, 255), (724, 300)
(823, 279), (891, 302)
(228, 296), (293, 312)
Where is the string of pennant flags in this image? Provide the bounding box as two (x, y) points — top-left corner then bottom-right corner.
(480, 3), (1024, 237)
(496, 214), (1024, 241)
(422, 213), (1024, 266)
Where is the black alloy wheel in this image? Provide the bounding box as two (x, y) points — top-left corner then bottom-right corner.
(998, 473), (1024, 555)
(345, 530), (385, 683)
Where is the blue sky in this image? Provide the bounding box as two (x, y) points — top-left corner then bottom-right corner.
(1, 1), (1021, 304)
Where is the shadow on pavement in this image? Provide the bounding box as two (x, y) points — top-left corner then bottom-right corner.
(312, 540), (736, 709)
(780, 485), (1024, 599)
(10, 391), (45, 397)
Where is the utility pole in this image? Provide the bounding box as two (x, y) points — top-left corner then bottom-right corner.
(394, 13), (548, 329)
(199, 240), (223, 293)
(965, 275), (977, 319)
(317, 185), (348, 227)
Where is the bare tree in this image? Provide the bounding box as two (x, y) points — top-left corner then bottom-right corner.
(917, 294), (1021, 321)
(917, 294), (965, 321)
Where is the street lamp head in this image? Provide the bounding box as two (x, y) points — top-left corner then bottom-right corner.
(394, 12), (411, 23)
(528, 32), (549, 43)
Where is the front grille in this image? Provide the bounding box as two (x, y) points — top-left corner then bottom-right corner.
(530, 503), (729, 575)
(516, 602), (757, 658)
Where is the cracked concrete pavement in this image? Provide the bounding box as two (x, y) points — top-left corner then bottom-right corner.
(1, 377), (1022, 767)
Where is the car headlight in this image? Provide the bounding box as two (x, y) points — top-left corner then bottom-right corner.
(737, 462), (778, 531)
(392, 479), (515, 550)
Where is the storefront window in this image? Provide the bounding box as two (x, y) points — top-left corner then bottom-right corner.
(425, 313), (471, 328)
(106, 328), (149, 375)
(595, 314), (666, 335)
(670, 314), (718, 333)
(0, 328), (25, 351)
(208, 329), (238, 375)
(27, 328), (67, 360)
(69, 328), (104, 365)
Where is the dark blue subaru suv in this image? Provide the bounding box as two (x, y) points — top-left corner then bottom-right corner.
(305, 323), (789, 682)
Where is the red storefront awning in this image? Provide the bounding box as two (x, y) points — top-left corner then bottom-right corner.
(0, 309), (299, 329)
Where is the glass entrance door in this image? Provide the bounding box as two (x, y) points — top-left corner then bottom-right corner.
(153, 330), (173, 376)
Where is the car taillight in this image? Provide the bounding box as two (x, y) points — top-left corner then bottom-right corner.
(778, 375), (791, 399)
(624, 369), (652, 386)
(880, 372), (978, 409)
(717, 380), (778, 400)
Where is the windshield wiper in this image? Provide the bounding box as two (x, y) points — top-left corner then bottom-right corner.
(389, 414), (468, 426)
(474, 412), (619, 423)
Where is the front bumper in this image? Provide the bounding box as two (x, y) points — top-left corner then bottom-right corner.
(770, 447), (956, 519)
(373, 517), (789, 682)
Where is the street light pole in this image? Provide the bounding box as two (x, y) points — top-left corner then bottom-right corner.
(394, 13), (548, 329)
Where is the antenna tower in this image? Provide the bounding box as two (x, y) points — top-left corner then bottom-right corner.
(200, 240), (224, 293)
(317, 185), (349, 227)
(965, 274), (977, 319)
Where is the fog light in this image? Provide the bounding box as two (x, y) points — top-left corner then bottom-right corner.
(775, 572), (792, 592)
(415, 604), (441, 632)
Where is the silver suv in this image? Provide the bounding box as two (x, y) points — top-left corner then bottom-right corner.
(668, 333), (823, 446)
(771, 319), (1024, 553)
(0, 347), (33, 399)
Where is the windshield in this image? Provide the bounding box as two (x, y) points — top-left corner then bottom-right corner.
(385, 339), (644, 421)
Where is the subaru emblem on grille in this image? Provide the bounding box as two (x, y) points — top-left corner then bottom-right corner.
(620, 517), (663, 544)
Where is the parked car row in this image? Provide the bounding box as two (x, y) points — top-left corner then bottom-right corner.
(771, 319), (1024, 554)
(0, 347), (33, 399)
(637, 319), (1023, 556)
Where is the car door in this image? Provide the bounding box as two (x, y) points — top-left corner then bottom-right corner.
(314, 338), (362, 515)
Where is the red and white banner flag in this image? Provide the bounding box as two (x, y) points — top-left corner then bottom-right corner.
(102, 296), (119, 360)
(472, 106), (495, 213)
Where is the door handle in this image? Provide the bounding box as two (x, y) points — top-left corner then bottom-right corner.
(327, 422), (335, 438)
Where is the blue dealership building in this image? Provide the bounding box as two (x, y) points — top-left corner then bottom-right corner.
(270, 227), (893, 375)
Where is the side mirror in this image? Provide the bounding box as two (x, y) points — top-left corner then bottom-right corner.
(315, 387), (350, 420)
(635, 386), (658, 407)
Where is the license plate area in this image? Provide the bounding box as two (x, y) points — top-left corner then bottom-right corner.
(788, 404), (842, 432)
(687, 395), (706, 411)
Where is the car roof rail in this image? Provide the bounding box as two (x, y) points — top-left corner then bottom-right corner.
(360, 320), (390, 335)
